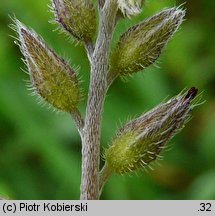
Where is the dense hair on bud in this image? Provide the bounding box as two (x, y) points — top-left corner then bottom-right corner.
(108, 7), (185, 83)
(117, 0), (143, 17)
(105, 88), (199, 174)
(13, 19), (81, 112)
(52, 0), (96, 42)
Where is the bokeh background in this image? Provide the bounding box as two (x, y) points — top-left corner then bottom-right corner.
(0, 0), (215, 200)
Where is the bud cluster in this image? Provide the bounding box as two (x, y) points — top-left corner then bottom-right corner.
(117, 0), (144, 17)
(12, 0), (201, 199)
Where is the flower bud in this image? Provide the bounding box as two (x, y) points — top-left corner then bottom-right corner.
(14, 20), (81, 112)
(109, 7), (185, 82)
(52, 0), (96, 42)
(117, 0), (143, 17)
(105, 88), (198, 174)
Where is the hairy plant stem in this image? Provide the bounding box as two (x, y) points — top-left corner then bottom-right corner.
(80, 0), (118, 200)
(98, 0), (106, 10)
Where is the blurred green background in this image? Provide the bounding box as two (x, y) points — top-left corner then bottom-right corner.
(0, 0), (215, 200)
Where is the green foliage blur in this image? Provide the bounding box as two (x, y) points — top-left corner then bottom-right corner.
(0, 0), (215, 200)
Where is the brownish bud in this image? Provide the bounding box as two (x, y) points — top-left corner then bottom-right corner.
(52, 0), (96, 42)
(105, 88), (199, 174)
